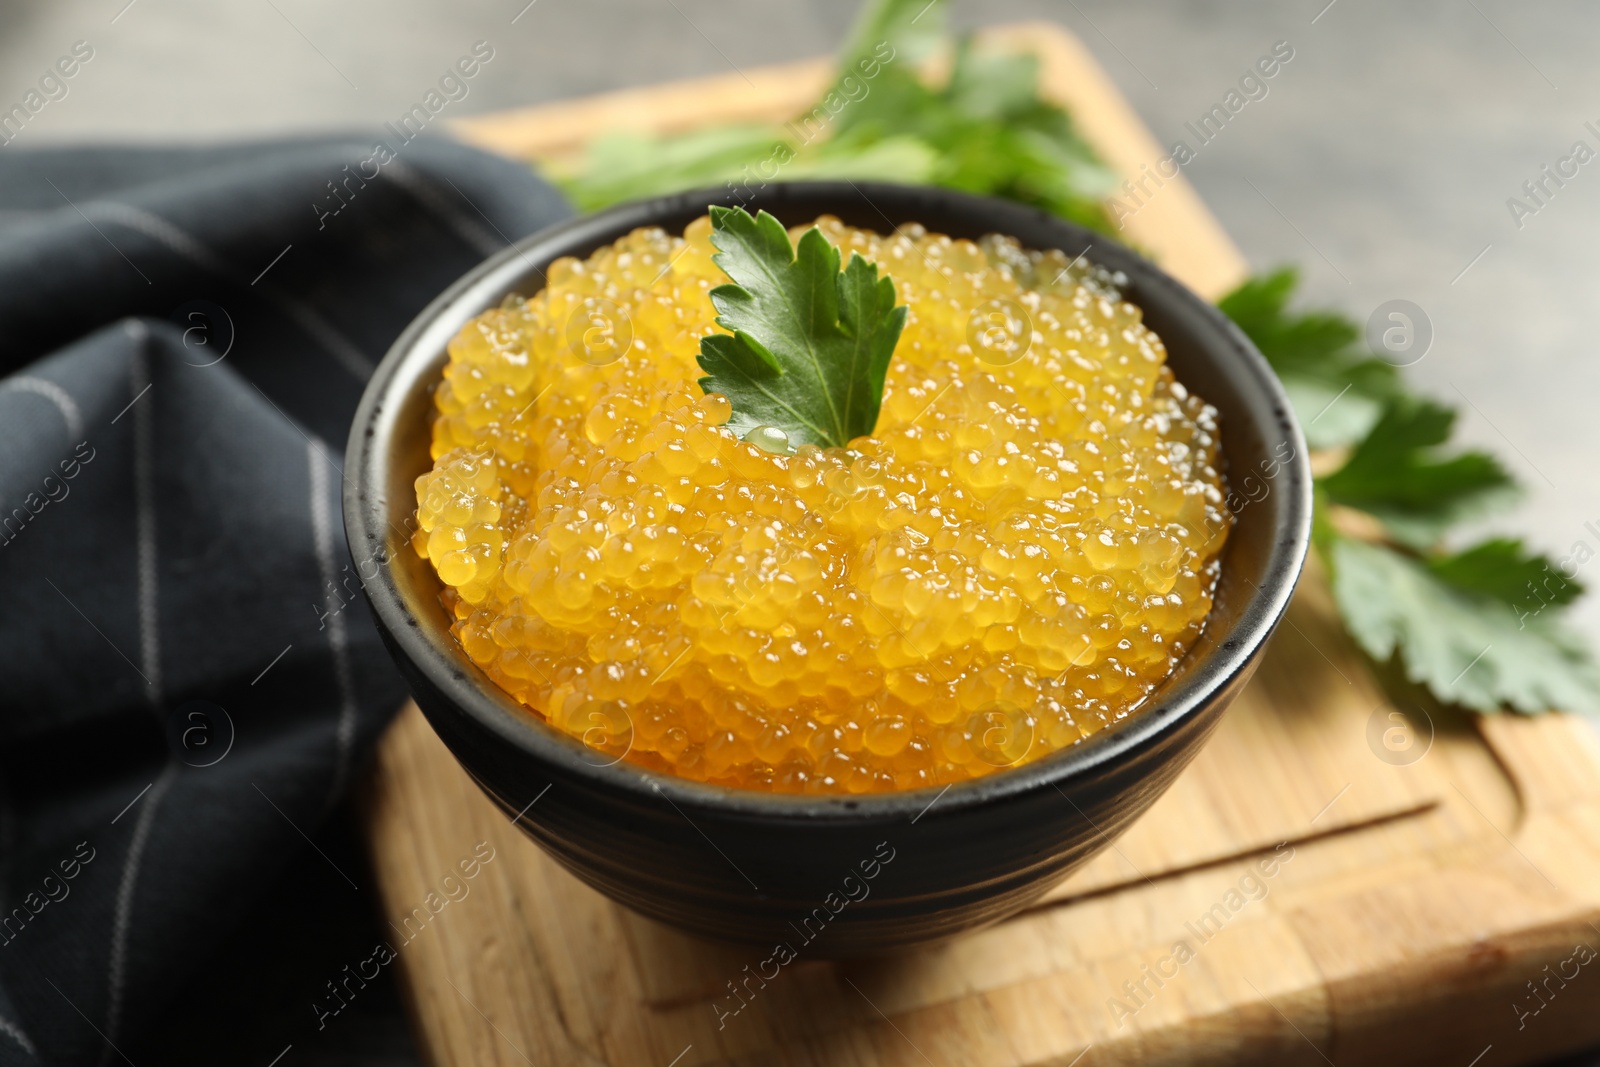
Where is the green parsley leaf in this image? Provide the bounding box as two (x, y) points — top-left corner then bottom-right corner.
(822, 35), (1117, 229)
(780, 135), (940, 185)
(836, 0), (947, 76)
(1330, 537), (1600, 715)
(1217, 269), (1403, 448)
(696, 205), (908, 449)
(1319, 398), (1516, 549)
(548, 0), (1116, 234)
(1217, 269), (1357, 363)
(946, 35), (1041, 118)
(553, 125), (784, 215)
(1427, 537), (1583, 608)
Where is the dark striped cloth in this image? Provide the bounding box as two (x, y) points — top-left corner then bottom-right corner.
(0, 137), (569, 1066)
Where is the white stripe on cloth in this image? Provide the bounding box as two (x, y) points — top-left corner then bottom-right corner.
(79, 201), (374, 381)
(98, 762), (176, 1067)
(0, 376), (84, 440)
(308, 440), (357, 810)
(0, 1013), (38, 1058)
(128, 331), (163, 710)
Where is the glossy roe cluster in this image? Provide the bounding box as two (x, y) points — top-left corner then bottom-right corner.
(414, 215), (1231, 794)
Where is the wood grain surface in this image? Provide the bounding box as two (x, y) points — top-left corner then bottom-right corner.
(364, 22), (1600, 1066)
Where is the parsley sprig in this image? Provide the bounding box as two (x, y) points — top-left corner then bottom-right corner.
(550, 0), (1117, 232)
(1222, 272), (1599, 714)
(697, 205), (907, 449)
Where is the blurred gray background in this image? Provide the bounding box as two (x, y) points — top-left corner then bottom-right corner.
(4, 1), (1599, 1063)
(3, 0), (1595, 641)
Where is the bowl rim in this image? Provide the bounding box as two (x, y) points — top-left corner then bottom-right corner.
(344, 179), (1312, 825)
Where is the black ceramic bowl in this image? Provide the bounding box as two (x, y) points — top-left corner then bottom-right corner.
(345, 181), (1311, 956)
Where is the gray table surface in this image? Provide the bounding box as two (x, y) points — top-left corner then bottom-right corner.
(4, 1), (1597, 1064)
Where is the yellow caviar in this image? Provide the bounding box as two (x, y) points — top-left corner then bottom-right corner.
(414, 215), (1231, 794)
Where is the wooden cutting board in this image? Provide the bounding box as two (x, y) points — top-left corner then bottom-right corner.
(363, 22), (1600, 1066)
